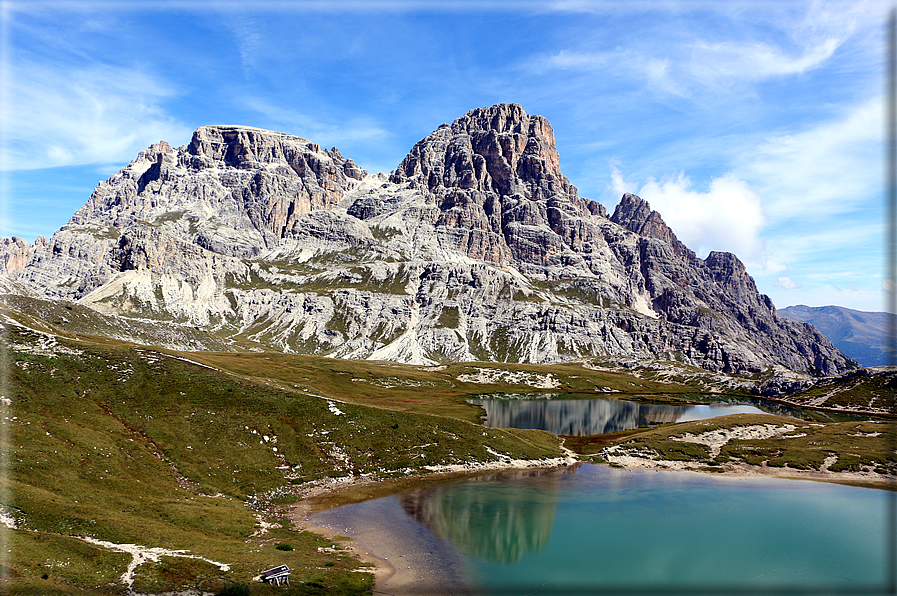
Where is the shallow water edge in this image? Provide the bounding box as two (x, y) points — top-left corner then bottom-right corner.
(296, 460), (895, 595)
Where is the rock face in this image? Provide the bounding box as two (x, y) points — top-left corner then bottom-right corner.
(0, 237), (34, 275)
(390, 103), (601, 269)
(68, 127), (365, 257)
(1, 105), (853, 375)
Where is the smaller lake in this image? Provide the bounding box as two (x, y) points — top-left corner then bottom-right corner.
(466, 394), (815, 436)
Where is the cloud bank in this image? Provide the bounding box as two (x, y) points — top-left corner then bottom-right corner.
(611, 166), (766, 264)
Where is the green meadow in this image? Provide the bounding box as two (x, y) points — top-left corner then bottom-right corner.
(2, 324), (565, 595)
(1, 317), (893, 595)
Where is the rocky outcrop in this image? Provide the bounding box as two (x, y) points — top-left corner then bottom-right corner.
(78, 223), (247, 325)
(68, 126), (366, 259)
(0, 237), (35, 275)
(390, 103), (598, 270)
(17, 229), (117, 299)
(610, 193), (693, 260)
(0, 104), (854, 376)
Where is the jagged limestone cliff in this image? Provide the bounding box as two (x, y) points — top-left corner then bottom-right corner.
(0, 104), (852, 375)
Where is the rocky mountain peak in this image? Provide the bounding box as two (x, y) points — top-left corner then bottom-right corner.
(0, 104), (854, 377)
(384, 104), (601, 269)
(64, 125), (368, 258)
(610, 193), (651, 229)
(185, 125), (365, 180)
(611, 193), (693, 260)
(392, 103), (579, 204)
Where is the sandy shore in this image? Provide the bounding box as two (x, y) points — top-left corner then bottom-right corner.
(287, 474), (474, 595)
(286, 499), (396, 587)
(285, 453), (578, 595)
(285, 447), (895, 594)
(603, 456), (897, 490)
(295, 497), (474, 596)
(602, 422), (897, 490)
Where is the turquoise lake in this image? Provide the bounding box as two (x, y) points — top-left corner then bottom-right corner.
(309, 464), (894, 595)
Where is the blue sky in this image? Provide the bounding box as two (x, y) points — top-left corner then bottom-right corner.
(0, 0), (890, 312)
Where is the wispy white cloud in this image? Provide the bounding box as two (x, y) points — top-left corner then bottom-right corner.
(245, 98), (389, 143)
(735, 97), (881, 220)
(230, 17), (265, 74)
(544, 0), (887, 34)
(794, 0), (885, 42)
(528, 0), (879, 103)
(763, 222), (883, 264)
(688, 38), (840, 84)
(537, 32), (844, 99)
(536, 49), (688, 96)
(1, 62), (190, 171)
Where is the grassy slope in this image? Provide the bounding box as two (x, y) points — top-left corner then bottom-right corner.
(2, 310), (894, 595)
(780, 369), (897, 413)
(566, 413), (896, 478)
(1, 325), (563, 595)
(184, 352), (712, 423)
(0, 295), (231, 352)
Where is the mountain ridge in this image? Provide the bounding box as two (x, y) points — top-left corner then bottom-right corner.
(0, 103), (853, 376)
(779, 304), (895, 368)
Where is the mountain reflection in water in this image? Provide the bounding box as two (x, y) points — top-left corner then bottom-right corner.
(467, 396), (703, 435)
(311, 464), (888, 594)
(398, 465), (581, 564)
(464, 392), (820, 435)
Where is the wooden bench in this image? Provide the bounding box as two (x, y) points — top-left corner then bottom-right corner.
(260, 564), (291, 586)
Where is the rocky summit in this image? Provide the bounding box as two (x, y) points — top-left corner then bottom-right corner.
(0, 104), (853, 375)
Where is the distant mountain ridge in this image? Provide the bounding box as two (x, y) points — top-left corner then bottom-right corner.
(779, 305), (895, 368)
(0, 103), (852, 376)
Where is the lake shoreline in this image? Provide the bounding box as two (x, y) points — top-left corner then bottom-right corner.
(286, 499), (397, 588)
(596, 416), (897, 491)
(286, 451), (894, 593)
(602, 455), (897, 490)
(286, 452), (578, 593)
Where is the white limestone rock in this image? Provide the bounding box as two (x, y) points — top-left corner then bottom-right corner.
(0, 105), (853, 376)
